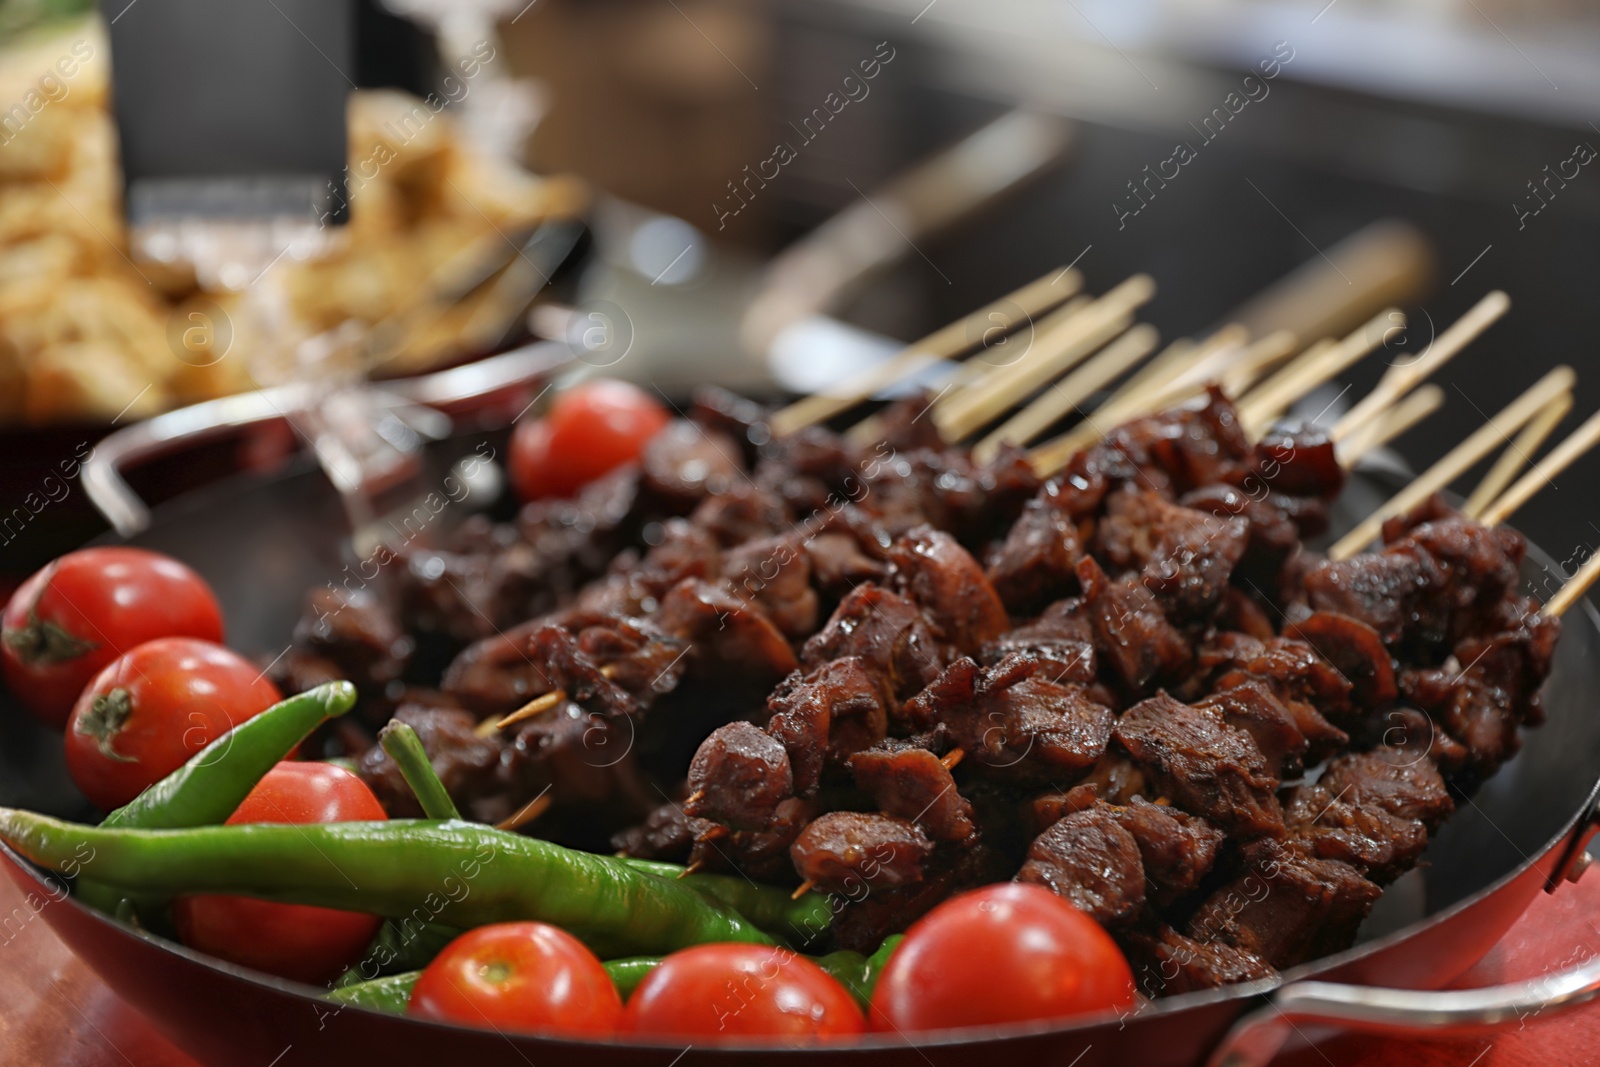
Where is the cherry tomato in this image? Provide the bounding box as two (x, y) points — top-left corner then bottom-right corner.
(409, 922), (622, 1036)
(510, 379), (670, 501)
(2, 547), (224, 727)
(172, 762), (386, 985)
(623, 943), (865, 1041)
(871, 883), (1135, 1033)
(64, 637), (282, 812)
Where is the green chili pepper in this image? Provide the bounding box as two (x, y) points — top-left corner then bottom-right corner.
(602, 956), (660, 999)
(77, 683), (358, 917)
(327, 970), (418, 1013)
(1, 812), (773, 958)
(616, 858), (832, 945)
(813, 935), (902, 1007)
(377, 721), (460, 820)
(103, 682), (358, 830)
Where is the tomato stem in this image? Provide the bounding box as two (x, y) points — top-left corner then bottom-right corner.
(75, 688), (137, 763)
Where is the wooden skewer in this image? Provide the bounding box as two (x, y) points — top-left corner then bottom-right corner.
(696, 825), (730, 844)
(495, 792), (553, 832)
(1027, 326), (1249, 474)
(485, 663), (621, 732)
(1326, 366), (1577, 560)
(934, 274), (1157, 440)
(842, 297), (1093, 446)
(940, 748), (965, 771)
(1336, 384), (1444, 467)
(971, 324), (1160, 462)
(1545, 549), (1600, 618)
(679, 859), (706, 877)
(1332, 290), (1510, 444)
(1219, 330), (1299, 396)
(1462, 391), (1572, 519)
(768, 267), (1084, 437)
(684, 789), (706, 809)
(1238, 308), (1399, 437)
(791, 879), (817, 900)
(1478, 407), (1600, 527)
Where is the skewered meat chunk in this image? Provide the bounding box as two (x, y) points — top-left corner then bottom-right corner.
(685, 722), (794, 831)
(689, 386), (773, 465)
(611, 799), (706, 862)
(1078, 556), (1193, 693)
(1188, 840), (1381, 969)
(1113, 693), (1285, 838)
(1283, 747), (1451, 883)
(765, 656), (890, 795)
(849, 740), (975, 842)
(572, 615), (690, 700)
(827, 838), (1014, 953)
(1247, 425), (1346, 501)
(722, 533), (820, 639)
(689, 483), (791, 546)
(801, 584), (952, 705)
(1017, 804), (1145, 924)
(790, 811), (936, 893)
(904, 655), (1115, 784)
(1194, 682), (1310, 779)
(640, 421), (745, 511)
(1285, 612), (1398, 709)
(1018, 798), (1224, 923)
(281, 588), (413, 699)
(1095, 488), (1251, 622)
(980, 597), (1099, 688)
(804, 531), (890, 595)
(1120, 925), (1277, 996)
(655, 578), (799, 683)
(694, 796), (816, 883)
(984, 496), (1084, 615)
(888, 525), (1010, 654)
(1196, 632), (1352, 759)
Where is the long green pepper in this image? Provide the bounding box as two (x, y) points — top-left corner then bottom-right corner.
(617, 858), (832, 944)
(2, 812), (772, 958)
(77, 682), (358, 914)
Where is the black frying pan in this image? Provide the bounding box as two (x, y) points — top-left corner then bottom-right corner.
(3, 352), (1599, 1067)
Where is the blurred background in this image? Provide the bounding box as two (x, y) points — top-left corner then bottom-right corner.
(1, 0), (1598, 582)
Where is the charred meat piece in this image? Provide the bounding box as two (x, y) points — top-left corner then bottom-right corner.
(1246, 425), (1346, 500)
(692, 796), (816, 884)
(1282, 748), (1450, 884)
(1115, 796), (1226, 905)
(689, 483), (791, 546)
(496, 700), (657, 834)
(984, 496), (1084, 615)
(640, 421), (745, 511)
(611, 799), (707, 862)
(1188, 841), (1381, 969)
(804, 531), (890, 596)
(1095, 488), (1250, 622)
(790, 811), (936, 893)
(1078, 556), (1194, 693)
(801, 584), (951, 705)
(685, 722), (794, 831)
(1285, 612), (1398, 710)
(528, 625), (641, 718)
(980, 597), (1099, 688)
(904, 655), (1115, 785)
(288, 587), (413, 696)
(572, 615), (690, 700)
(1113, 692), (1284, 838)
(888, 525), (1010, 654)
(1194, 682), (1309, 779)
(1017, 804), (1146, 925)
(1198, 632), (1354, 752)
(690, 386), (772, 465)
(655, 578), (799, 683)
(1120, 926), (1277, 996)
(765, 656), (890, 795)
(850, 740), (975, 842)
(722, 533), (821, 640)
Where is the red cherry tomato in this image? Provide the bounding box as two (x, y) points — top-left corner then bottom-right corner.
(510, 379), (670, 501)
(64, 638), (282, 812)
(871, 883), (1135, 1033)
(409, 922), (622, 1036)
(2, 548), (224, 727)
(623, 943), (865, 1041)
(172, 762), (386, 985)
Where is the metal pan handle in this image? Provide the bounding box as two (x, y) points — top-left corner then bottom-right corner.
(82, 340), (573, 538)
(1207, 955), (1600, 1067)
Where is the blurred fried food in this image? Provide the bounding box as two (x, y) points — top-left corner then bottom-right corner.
(0, 20), (585, 425)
